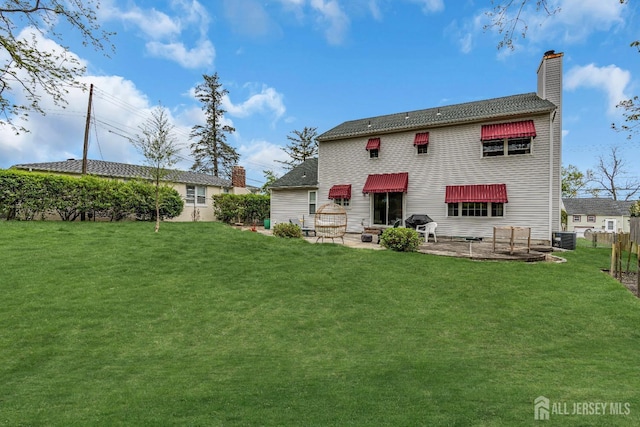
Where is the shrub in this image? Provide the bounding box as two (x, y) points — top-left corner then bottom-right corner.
(380, 227), (422, 252)
(212, 193), (270, 224)
(0, 170), (183, 221)
(272, 222), (303, 238)
(630, 200), (640, 217)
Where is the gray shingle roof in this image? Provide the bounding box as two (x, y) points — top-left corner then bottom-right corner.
(11, 159), (232, 187)
(317, 92), (557, 141)
(269, 158), (318, 189)
(562, 198), (635, 216)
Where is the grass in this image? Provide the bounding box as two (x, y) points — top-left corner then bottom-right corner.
(1, 221), (639, 426)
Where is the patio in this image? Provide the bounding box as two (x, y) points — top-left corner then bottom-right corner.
(251, 226), (559, 261)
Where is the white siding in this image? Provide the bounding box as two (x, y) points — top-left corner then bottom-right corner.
(318, 114), (556, 241)
(270, 188), (317, 228)
(169, 183), (226, 222)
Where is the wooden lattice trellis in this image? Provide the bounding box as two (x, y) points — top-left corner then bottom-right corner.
(314, 202), (347, 243)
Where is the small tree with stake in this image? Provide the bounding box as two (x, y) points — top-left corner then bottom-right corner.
(132, 103), (181, 233)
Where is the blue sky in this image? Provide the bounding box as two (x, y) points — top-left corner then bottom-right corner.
(1, 0), (639, 190)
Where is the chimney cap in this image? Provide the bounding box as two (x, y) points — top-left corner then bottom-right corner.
(544, 49), (556, 56)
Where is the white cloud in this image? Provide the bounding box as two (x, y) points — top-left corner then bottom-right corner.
(146, 39), (215, 69)
(471, 0), (627, 52)
(238, 139), (291, 177)
(119, 7), (182, 39)
(0, 73), (155, 168)
(565, 63), (631, 115)
(222, 86), (286, 121)
(310, 0), (350, 45)
(105, 0), (215, 69)
(409, 0), (444, 14)
(223, 0), (282, 38)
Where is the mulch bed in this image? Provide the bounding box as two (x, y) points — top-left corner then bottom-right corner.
(619, 272), (639, 297)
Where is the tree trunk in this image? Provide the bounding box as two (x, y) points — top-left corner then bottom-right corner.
(155, 182), (160, 233)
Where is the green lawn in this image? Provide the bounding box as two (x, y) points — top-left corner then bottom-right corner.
(1, 222), (639, 426)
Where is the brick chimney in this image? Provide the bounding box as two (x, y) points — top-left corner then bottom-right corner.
(231, 165), (246, 188)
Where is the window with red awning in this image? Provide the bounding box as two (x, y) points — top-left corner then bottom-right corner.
(445, 184), (508, 203)
(329, 184), (351, 199)
(363, 172), (408, 193)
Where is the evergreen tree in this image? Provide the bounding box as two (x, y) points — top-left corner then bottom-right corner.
(276, 127), (319, 170)
(189, 73), (239, 178)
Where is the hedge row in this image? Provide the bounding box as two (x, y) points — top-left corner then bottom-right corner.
(0, 169), (183, 221)
(212, 193), (270, 224)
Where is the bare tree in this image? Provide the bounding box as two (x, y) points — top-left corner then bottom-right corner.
(484, 1), (631, 51)
(483, 0), (560, 50)
(276, 127), (318, 170)
(0, 0), (114, 133)
(132, 104), (181, 232)
(591, 147), (640, 201)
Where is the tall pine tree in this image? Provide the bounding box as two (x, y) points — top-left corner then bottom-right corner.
(189, 73), (239, 178)
(276, 127), (319, 170)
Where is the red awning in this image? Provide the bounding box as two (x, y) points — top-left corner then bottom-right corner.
(481, 120), (536, 141)
(363, 172), (409, 194)
(413, 132), (429, 146)
(328, 184), (351, 199)
(366, 138), (381, 150)
(445, 184), (508, 203)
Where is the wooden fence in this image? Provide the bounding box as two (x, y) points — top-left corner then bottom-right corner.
(610, 218), (639, 295)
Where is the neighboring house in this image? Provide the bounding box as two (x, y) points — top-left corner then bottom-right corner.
(269, 158), (318, 228)
(11, 159), (251, 221)
(270, 51), (564, 242)
(562, 198), (635, 236)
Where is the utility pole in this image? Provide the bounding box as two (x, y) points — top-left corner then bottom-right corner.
(82, 83), (93, 175)
(81, 83), (93, 221)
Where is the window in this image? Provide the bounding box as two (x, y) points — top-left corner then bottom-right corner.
(507, 138), (531, 155)
(366, 138), (380, 159)
(482, 140), (505, 157)
(329, 184), (351, 207)
(308, 191), (317, 215)
(447, 202), (504, 217)
(373, 192), (403, 225)
(186, 185), (206, 205)
(491, 203), (504, 217)
(587, 215), (596, 222)
(573, 215), (581, 222)
(482, 137), (532, 157)
(414, 132), (429, 154)
(462, 202), (488, 217)
(481, 120), (536, 157)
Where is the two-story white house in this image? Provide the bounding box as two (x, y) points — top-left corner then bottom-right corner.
(271, 51), (563, 242)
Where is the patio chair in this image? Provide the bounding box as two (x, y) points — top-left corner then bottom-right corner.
(289, 218), (316, 237)
(416, 222), (437, 243)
